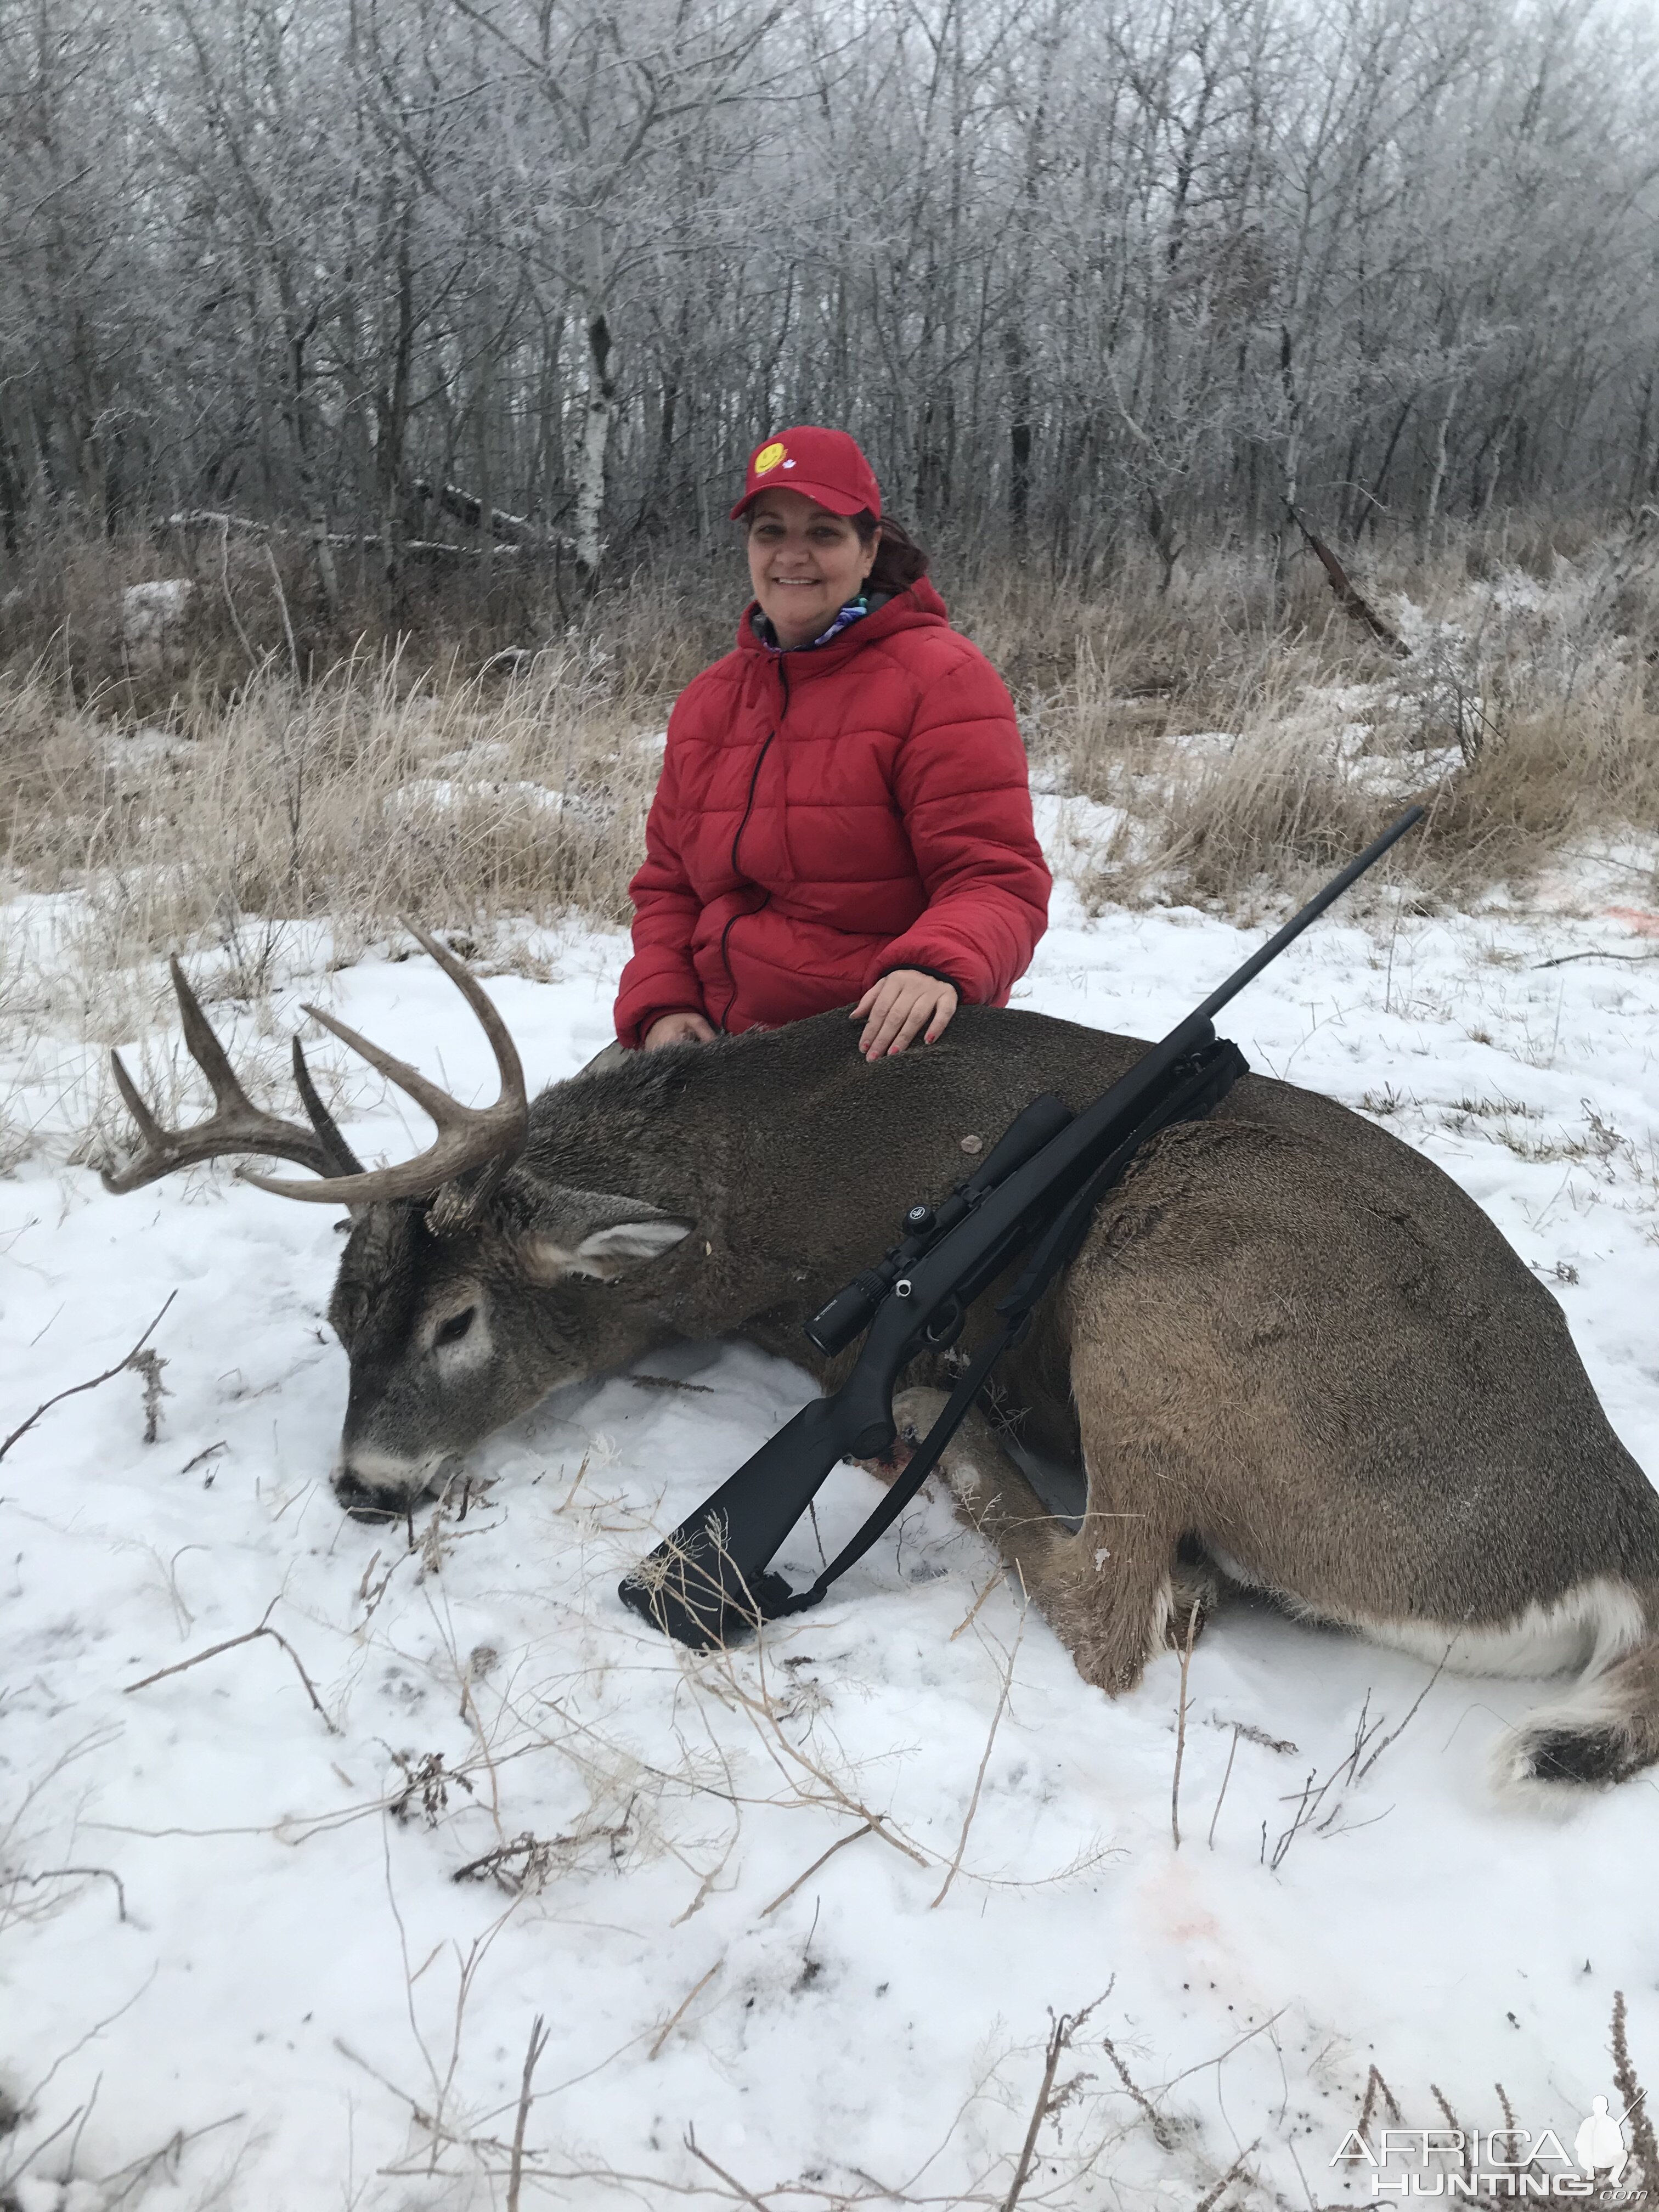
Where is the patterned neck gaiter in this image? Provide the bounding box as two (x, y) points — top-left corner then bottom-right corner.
(752, 595), (871, 654)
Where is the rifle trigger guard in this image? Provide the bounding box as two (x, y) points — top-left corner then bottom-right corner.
(923, 1298), (963, 1348)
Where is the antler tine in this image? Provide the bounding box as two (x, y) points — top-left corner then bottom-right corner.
(401, 921), (528, 1118)
(242, 923), (530, 1207)
(292, 1037), (364, 1178)
(109, 1048), (165, 1150)
(170, 955), (259, 1117)
(101, 965), (348, 1197)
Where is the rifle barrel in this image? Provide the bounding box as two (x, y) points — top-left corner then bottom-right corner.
(1187, 805), (1423, 1034)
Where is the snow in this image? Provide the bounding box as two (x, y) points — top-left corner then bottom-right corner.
(3, 865), (1658, 2208)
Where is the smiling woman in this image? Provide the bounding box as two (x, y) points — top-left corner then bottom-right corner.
(611, 426), (1052, 1062)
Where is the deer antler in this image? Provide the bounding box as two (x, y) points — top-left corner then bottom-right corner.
(240, 923), (529, 1206)
(103, 960), (366, 1195)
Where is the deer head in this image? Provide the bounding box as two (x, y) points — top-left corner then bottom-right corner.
(104, 930), (692, 1516)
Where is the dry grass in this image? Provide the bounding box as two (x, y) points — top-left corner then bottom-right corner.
(2, 512), (1657, 1163)
(4, 644), (660, 939)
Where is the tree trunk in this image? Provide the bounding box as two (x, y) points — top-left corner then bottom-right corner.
(575, 309), (615, 582)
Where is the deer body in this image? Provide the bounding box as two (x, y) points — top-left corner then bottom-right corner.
(108, 972), (1659, 1795)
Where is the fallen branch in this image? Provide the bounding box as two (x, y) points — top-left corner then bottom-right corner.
(1, 1293), (177, 1464)
(1286, 504), (1407, 655)
(123, 1597), (337, 1732)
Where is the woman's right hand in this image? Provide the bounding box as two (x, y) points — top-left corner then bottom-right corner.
(643, 1010), (718, 1050)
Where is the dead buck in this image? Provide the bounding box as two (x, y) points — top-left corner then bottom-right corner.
(105, 931), (1659, 1796)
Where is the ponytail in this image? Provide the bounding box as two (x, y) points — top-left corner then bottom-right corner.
(855, 512), (929, 595)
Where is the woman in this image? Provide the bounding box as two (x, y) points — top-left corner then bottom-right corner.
(613, 426), (1050, 1062)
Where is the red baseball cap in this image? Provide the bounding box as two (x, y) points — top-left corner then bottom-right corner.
(730, 426), (882, 521)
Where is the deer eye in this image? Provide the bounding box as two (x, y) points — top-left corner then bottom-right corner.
(436, 1306), (476, 1347)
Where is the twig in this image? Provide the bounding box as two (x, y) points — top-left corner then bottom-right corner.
(8, 1865), (129, 1922)
(1002, 1996), (1106, 2211)
(1207, 1724), (1241, 1850)
(1, 1293), (177, 1463)
(1355, 1650), (1449, 1782)
(760, 1821), (875, 1917)
(1431, 2087), (1473, 2188)
(1533, 950), (1659, 969)
(1100, 2030), (1178, 2150)
(1195, 2142), (1262, 2212)
(949, 1571), (1002, 1643)
(1613, 1990), (1659, 2186)
(1357, 2063), (1403, 2140)
(686, 2125), (776, 2210)
(262, 540), (300, 682)
(649, 1958), (723, 2061)
(217, 513), (258, 668)
(123, 1600), (337, 1732)
(930, 1609), (1025, 1909)
(1172, 1600), (1199, 1849)
(132, 1347), (169, 1443)
(179, 1439), (227, 1476)
(505, 2012), (550, 2212)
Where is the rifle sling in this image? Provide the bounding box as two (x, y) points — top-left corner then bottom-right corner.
(768, 1037), (1248, 1617)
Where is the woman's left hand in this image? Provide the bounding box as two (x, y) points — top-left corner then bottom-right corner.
(851, 969), (959, 1062)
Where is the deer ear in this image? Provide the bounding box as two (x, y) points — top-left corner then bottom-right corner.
(512, 1190), (694, 1283)
(575, 1217), (694, 1266)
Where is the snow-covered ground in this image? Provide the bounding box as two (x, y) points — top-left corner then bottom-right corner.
(3, 852), (1658, 2210)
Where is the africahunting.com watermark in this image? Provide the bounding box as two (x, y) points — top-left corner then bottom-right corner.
(1333, 2098), (1646, 2197)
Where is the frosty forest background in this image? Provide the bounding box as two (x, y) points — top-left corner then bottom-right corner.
(5, 0), (1659, 586)
(5, 2), (1659, 2208)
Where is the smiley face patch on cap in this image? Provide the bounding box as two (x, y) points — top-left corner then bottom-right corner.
(731, 426), (882, 518)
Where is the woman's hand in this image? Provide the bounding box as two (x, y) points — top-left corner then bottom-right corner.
(643, 1010), (717, 1050)
(851, 970), (959, 1062)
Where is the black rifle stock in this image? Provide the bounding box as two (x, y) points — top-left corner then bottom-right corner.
(619, 806), (1424, 1650)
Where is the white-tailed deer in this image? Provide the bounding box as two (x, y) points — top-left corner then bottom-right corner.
(105, 929), (1659, 1795)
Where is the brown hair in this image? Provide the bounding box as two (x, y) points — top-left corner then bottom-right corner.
(742, 503), (930, 597)
(853, 511), (929, 595)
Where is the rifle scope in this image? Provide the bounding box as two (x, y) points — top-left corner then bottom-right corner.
(804, 1090), (1074, 1355)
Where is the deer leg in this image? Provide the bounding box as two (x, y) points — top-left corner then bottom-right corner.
(887, 1386), (1068, 1602)
(887, 1387), (1185, 1695)
(1166, 1537), (1225, 1651)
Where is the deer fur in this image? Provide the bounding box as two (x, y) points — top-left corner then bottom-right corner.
(297, 1003), (1659, 1796)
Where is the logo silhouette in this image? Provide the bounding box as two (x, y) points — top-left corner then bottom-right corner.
(1574, 2096), (1630, 2186)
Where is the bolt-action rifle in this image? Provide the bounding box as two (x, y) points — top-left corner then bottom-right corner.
(619, 806), (1424, 1650)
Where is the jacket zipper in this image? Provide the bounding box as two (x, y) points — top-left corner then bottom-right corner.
(715, 658), (788, 1032)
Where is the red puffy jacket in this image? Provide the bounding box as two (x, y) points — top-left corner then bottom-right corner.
(613, 579), (1051, 1046)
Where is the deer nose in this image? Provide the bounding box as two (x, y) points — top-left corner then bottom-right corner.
(331, 1447), (453, 1521)
(331, 1465), (410, 1522)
